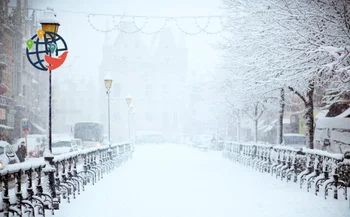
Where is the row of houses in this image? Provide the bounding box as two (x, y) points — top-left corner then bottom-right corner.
(0, 0), (47, 142)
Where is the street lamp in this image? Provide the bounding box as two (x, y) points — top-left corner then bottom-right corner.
(40, 7), (60, 155)
(40, 7), (60, 40)
(39, 7), (60, 210)
(104, 74), (113, 145)
(126, 94), (132, 107)
(125, 94), (132, 140)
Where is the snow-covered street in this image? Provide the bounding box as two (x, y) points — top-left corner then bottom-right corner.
(50, 144), (348, 217)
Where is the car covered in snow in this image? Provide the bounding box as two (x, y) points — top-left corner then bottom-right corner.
(192, 134), (214, 152)
(72, 138), (84, 151)
(0, 141), (20, 170)
(315, 103), (350, 154)
(52, 136), (78, 156)
(283, 133), (306, 149)
(136, 131), (165, 145)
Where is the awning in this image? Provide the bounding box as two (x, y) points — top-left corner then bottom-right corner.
(31, 121), (46, 133)
(0, 124), (14, 130)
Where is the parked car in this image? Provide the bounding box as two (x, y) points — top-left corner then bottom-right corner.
(72, 138), (84, 151)
(315, 104), (350, 154)
(0, 141), (20, 169)
(283, 133), (306, 149)
(52, 137), (78, 155)
(136, 131), (165, 145)
(193, 135), (214, 152)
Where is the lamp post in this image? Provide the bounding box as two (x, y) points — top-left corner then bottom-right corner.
(129, 103), (134, 140)
(130, 107), (136, 143)
(39, 7), (61, 210)
(125, 94), (132, 140)
(104, 74), (113, 145)
(40, 7), (60, 154)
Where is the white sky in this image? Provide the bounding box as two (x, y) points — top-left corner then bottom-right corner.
(33, 0), (224, 83)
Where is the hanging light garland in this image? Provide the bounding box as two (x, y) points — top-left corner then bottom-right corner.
(139, 18), (171, 35)
(86, 14), (228, 35)
(87, 14), (120, 32)
(9, 6), (229, 35)
(117, 16), (149, 34)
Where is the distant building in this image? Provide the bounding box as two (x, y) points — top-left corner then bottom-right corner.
(52, 70), (99, 135)
(99, 22), (188, 141)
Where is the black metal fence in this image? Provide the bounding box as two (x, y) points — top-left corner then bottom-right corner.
(0, 142), (133, 217)
(223, 142), (350, 201)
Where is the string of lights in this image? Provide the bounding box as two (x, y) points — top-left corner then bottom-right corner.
(117, 17), (149, 34)
(139, 18), (170, 35)
(7, 6), (229, 35)
(87, 14), (119, 33)
(194, 17), (226, 35)
(87, 14), (228, 35)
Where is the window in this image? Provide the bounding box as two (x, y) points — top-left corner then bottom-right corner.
(145, 84), (152, 97)
(173, 113), (178, 127)
(22, 85), (26, 96)
(5, 146), (13, 156)
(162, 84), (168, 94)
(23, 55), (26, 70)
(145, 112), (152, 122)
(52, 141), (71, 148)
(162, 112), (168, 128)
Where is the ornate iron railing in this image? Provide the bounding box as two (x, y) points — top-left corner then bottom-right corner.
(222, 141), (350, 202)
(0, 142), (133, 217)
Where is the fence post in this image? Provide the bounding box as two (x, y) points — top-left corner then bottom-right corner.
(44, 155), (59, 210)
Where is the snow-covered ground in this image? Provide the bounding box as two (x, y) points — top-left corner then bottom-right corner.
(50, 144), (349, 217)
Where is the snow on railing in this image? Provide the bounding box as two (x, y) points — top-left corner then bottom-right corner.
(273, 145), (300, 152)
(0, 141), (133, 217)
(301, 147), (344, 160)
(222, 141), (350, 204)
(0, 159), (46, 175)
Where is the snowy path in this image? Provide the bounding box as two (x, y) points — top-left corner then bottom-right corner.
(51, 144), (349, 217)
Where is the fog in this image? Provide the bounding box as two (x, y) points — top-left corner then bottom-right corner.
(0, 0), (349, 216)
(31, 0), (225, 141)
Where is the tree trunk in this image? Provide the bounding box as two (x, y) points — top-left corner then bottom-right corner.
(277, 88), (285, 144)
(288, 81), (315, 149)
(254, 105), (258, 143)
(226, 119), (229, 141)
(305, 80), (315, 149)
(254, 119), (258, 142)
(236, 109), (241, 142)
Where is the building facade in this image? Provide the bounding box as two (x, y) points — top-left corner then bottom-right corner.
(99, 22), (188, 141)
(0, 0), (47, 142)
(52, 70), (99, 135)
